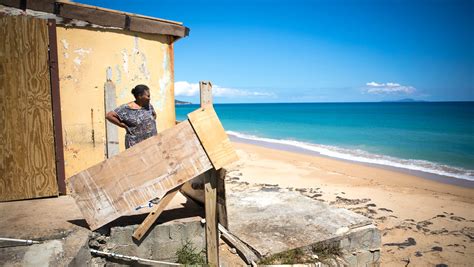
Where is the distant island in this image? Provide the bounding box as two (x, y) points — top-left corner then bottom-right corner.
(175, 99), (192, 105)
(382, 98), (426, 103)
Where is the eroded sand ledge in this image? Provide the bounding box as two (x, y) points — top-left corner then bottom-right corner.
(228, 141), (474, 266)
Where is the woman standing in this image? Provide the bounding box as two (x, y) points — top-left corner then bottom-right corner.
(106, 84), (157, 149)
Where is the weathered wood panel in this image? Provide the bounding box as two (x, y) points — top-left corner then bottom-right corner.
(68, 120), (213, 230)
(205, 170), (219, 266)
(129, 16), (187, 37)
(0, 15), (58, 201)
(199, 81), (213, 107)
(58, 2), (126, 28)
(188, 107), (238, 169)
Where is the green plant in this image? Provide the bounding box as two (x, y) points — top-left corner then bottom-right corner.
(311, 242), (342, 263)
(258, 242), (342, 265)
(175, 240), (206, 265)
(259, 248), (310, 265)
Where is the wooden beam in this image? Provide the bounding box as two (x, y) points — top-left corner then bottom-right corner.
(205, 170), (219, 266)
(0, 0), (21, 9)
(199, 81), (213, 107)
(47, 19), (66, 195)
(57, 2), (126, 28)
(216, 168), (228, 228)
(188, 107), (238, 170)
(128, 16), (187, 38)
(27, 0), (55, 13)
(218, 223), (259, 265)
(55, 0), (183, 25)
(132, 186), (180, 241)
(67, 120), (213, 230)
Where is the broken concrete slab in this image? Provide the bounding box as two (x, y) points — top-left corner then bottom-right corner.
(0, 195), (92, 266)
(226, 187), (381, 264)
(0, 192), (205, 266)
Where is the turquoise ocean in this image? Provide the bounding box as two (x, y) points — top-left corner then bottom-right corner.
(176, 102), (474, 184)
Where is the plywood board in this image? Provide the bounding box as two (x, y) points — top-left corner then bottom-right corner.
(187, 108), (238, 169)
(0, 15), (58, 201)
(67, 120), (213, 230)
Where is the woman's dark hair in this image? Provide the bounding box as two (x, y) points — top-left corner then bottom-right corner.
(131, 84), (150, 98)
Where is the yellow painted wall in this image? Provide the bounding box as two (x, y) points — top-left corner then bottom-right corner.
(56, 27), (176, 178)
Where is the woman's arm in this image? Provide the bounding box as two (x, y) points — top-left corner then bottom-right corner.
(106, 111), (128, 129)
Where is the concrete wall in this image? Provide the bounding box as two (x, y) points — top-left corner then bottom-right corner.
(56, 27), (176, 178)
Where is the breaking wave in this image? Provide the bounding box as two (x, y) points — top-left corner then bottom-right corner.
(227, 131), (474, 182)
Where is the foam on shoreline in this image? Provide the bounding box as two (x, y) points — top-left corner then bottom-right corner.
(227, 131), (474, 185)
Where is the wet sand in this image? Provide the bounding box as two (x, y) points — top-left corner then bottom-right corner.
(227, 141), (474, 266)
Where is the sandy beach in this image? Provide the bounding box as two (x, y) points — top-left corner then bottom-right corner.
(227, 141), (474, 266)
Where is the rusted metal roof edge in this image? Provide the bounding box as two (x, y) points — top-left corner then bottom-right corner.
(0, 0), (190, 39)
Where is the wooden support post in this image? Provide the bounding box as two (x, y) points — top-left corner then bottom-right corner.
(200, 81), (213, 107)
(199, 80), (219, 265)
(205, 170), (219, 266)
(132, 186), (180, 241)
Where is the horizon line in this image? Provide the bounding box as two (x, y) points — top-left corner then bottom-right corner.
(176, 100), (474, 105)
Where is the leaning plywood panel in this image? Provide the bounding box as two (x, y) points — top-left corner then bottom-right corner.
(0, 15), (58, 201)
(188, 107), (238, 169)
(67, 120), (213, 230)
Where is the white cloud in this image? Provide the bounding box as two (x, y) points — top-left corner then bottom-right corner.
(175, 81), (200, 96)
(175, 81), (275, 98)
(365, 81), (415, 94)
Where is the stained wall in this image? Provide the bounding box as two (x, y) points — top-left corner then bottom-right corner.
(56, 27), (176, 178)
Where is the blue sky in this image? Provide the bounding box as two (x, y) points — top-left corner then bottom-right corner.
(80, 0), (473, 103)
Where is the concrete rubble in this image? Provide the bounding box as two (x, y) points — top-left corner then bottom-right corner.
(226, 186), (381, 266)
(0, 175), (381, 266)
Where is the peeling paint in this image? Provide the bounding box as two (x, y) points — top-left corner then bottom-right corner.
(139, 54), (150, 80)
(61, 39), (69, 50)
(115, 65), (121, 84)
(157, 46), (171, 111)
(74, 48), (91, 56)
(56, 27), (175, 178)
(64, 52), (69, 59)
(121, 49), (129, 74)
(73, 57), (81, 66)
(119, 87), (128, 99)
(133, 36), (140, 54)
(106, 67), (112, 81)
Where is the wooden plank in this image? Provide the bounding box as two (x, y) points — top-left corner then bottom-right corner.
(0, 0), (21, 9)
(216, 168), (228, 228)
(67, 120), (213, 230)
(205, 170), (219, 266)
(199, 81), (213, 107)
(132, 187), (180, 241)
(129, 16), (187, 38)
(58, 2), (126, 28)
(48, 19), (66, 195)
(188, 107), (238, 169)
(0, 15), (58, 201)
(104, 78), (119, 158)
(218, 223), (259, 265)
(27, 0), (55, 13)
(56, 0), (183, 25)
